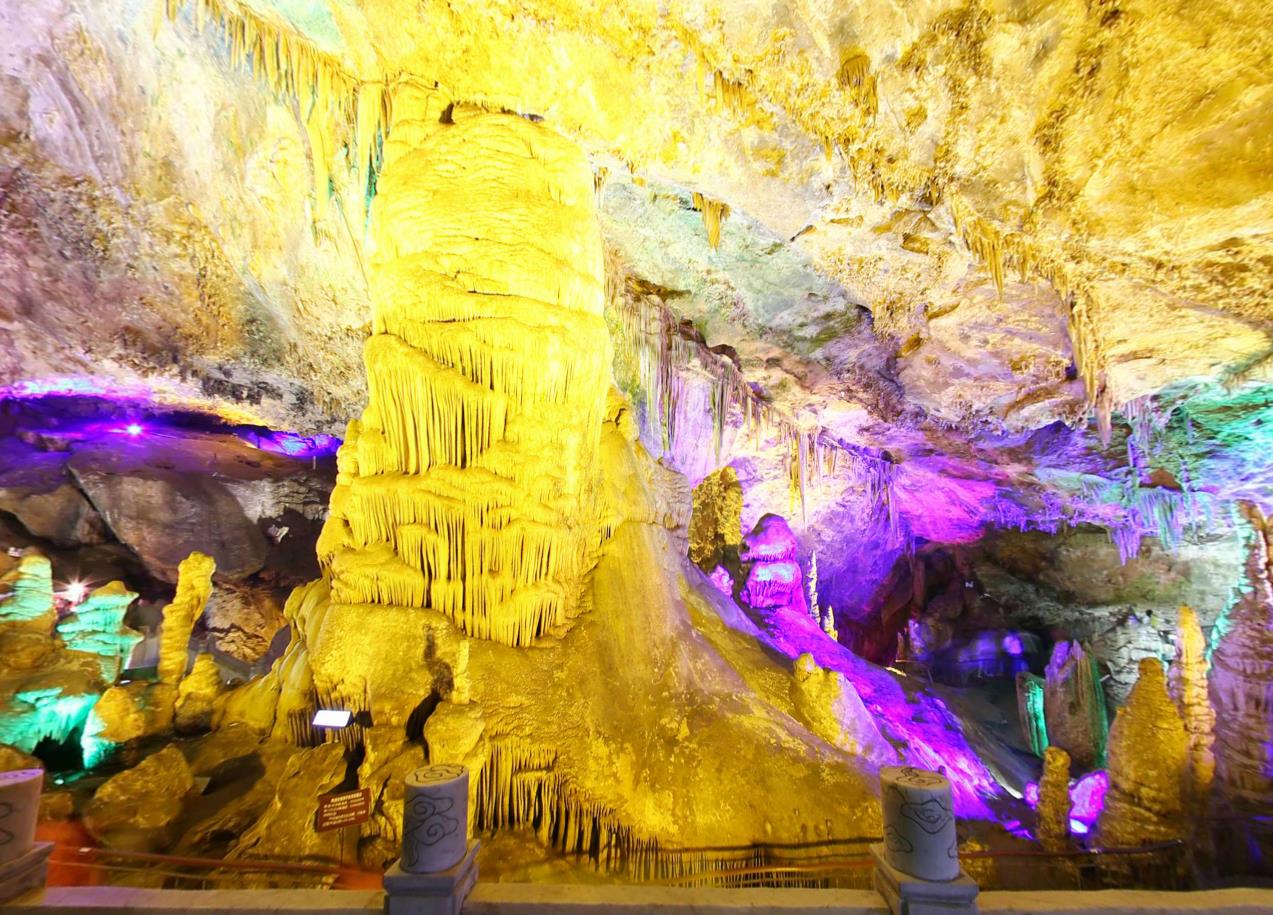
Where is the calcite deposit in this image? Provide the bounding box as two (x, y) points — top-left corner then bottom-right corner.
(0, 0), (1270, 893)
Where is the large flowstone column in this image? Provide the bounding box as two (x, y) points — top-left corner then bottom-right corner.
(317, 90), (612, 648)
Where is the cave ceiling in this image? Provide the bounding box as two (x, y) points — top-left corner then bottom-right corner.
(2, 0), (1271, 548)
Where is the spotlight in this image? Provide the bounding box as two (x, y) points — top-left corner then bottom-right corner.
(60, 581), (88, 605)
(124, 423), (144, 437)
(312, 709), (353, 728)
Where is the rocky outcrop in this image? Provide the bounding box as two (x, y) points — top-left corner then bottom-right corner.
(0, 447), (106, 547)
(1209, 506), (1273, 869)
(1098, 659), (1189, 848)
(1043, 641), (1108, 770)
(687, 466), (742, 571)
(201, 582), (285, 664)
(227, 742), (346, 878)
(84, 745), (194, 851)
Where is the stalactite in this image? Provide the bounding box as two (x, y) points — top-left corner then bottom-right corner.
(164, 0), (389, 219)
(608, 283), (902, 541)
(474, 735), (866, 884)
(690, 191), (730, 250)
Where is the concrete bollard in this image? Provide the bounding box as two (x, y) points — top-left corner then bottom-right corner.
(383, 764), (479, 915)
(0, 769), (53, 903)
(871, 766), (979, 914)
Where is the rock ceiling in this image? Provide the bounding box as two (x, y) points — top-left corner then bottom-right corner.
(2, 0), (1271, 550)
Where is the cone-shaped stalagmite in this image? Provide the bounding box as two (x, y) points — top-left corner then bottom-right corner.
(1168, 604), (1215, 801)
(1098, 658), (1189, 847)
(1038, 745), (1073, 851)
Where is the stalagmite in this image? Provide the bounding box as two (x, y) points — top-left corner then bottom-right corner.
(1016, 671), (1049, 757)
(686, 466), (742, 571)
(0, 553), (55, 631)
(157, 552), (216, 685)
(1168, 604), (1215, 801)
(790, 653), (897, 765)
(174, 653), (224, 733)
(1043, 641), (1108, 769)
(1098, 659), (1189, 848)
(55, 582), (143, 684)
(317, 98), (612, 647)
(1038, 746), (1073, 851)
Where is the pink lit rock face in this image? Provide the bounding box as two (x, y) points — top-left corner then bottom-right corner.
(740, 514), (808, 617)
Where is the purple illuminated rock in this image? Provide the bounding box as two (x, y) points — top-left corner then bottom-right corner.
(739, 513), (799, 563)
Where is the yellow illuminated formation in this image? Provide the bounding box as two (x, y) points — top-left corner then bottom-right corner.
(317, 88), (612, 647)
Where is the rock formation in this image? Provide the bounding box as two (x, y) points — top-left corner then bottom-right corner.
(84, 745), (194, 852)
(687, 465), (742, 572)
(1037, 746), (1073, 851)
(313, 89), (612, 650)
(1098, 659), (1189, 848)
(739, 514), (808, 618)
(1168, 604), (1215, 802)
(1043, 641), (1109, 769)
(1016, 671), (1049, 758)
(54, 582), (143, 683)
(1209, 506), (1273, 870)
(790, 653), (897, 766)
(157, 552), (216, 684)
(175, 653), (224, 733)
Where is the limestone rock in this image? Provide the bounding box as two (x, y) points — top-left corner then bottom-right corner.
(1098, 659), (1189, 848)
(0, 744), (41, 772)
(84, 746), (194, 851)
(228, 742), (347, 876)
(55, 581), (142, 683)
(358, 727), (426, 869)
(0, 463), (107, 546)
(81, 682), (177, 762)
(790, 653), (897, 765)
(687, 466), (743, 570)
(1168, 605), (1215, 801)
(1043, 641), (1109, 769)
(1015, 671), (1048, 757)
(174, 653), (224, 733)
(68, 467), (266, 582)
(201, 582), (285, 664)
(158, 552), (216, 685)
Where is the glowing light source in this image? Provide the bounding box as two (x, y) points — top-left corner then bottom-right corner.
(124, 423), (143, 436)
(312, 709), (353, 728)
(59, 581), (88, 605)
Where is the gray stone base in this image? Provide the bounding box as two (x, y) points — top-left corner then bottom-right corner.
(0, 842), (53, 904)
(384, 841), (480, 915)
(871, 844), (978, 915)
